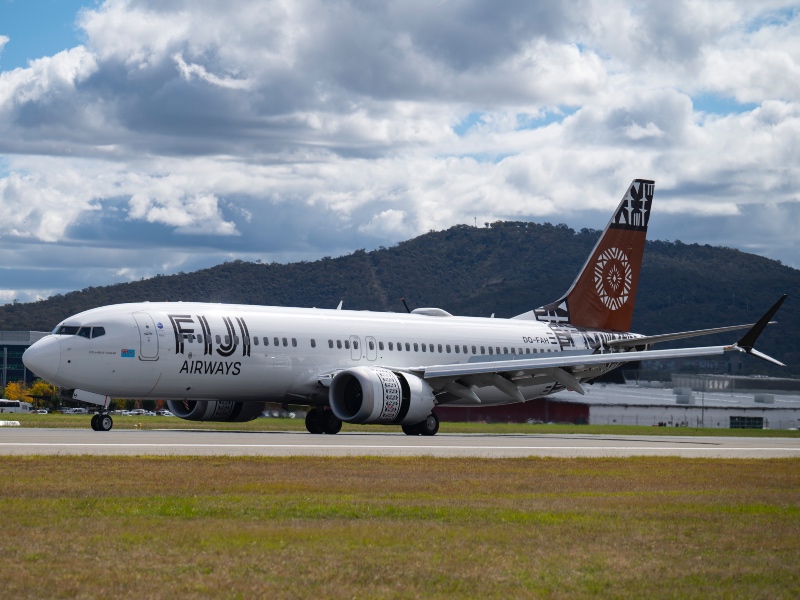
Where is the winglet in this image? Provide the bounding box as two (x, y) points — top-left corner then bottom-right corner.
(730, 294), (788, 367)
(737, 294), (787, 349)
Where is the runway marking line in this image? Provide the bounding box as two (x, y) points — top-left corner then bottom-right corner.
(1, 443), (799, 452)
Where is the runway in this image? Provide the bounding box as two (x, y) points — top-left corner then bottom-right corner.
(1, 428), (800, 457)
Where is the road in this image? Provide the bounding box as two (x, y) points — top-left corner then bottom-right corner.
(1, 428), (799, 457)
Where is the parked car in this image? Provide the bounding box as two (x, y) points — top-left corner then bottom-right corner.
(35, 409), (49, 414)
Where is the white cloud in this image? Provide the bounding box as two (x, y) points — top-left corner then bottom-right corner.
(0, 0), (798, 303)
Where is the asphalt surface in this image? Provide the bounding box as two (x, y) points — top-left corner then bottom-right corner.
(1, 428), (800, 457)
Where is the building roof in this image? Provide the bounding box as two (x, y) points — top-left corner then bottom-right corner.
(552, 382), (800, 410)
(0, 331), (48, 345)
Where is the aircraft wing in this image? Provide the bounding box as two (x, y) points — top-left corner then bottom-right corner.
(407, 295), (787, 402)
(605, 322), (776, 348)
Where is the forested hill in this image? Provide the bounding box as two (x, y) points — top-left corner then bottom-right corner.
(1, 221), (798, 374)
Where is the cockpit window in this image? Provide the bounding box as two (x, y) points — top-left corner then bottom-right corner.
(52, 325), (106, 338)
(53, 325), (80, 335)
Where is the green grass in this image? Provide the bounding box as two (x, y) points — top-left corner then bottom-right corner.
(1, 456), (799, 598)
(6, 412), (800, 437)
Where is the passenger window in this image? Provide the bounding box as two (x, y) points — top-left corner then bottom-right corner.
(388, 342), (393, 350)
(282, 338), (288, 347)
(253, 337), (259, 346)
(446, 345), (450, 353)
(91, 327), (106, 339)
(368, 341), (374, 350)
(216, 335), (221, 344)
(471, 346), (476, 354)
(337, 340), (342, 349)
(329, 340), (334, 348)
(405, 343), (410, 351)
(454, 345), (459, 353)
(243, 336), (250, 345)
(480, 346), (485, 354)
(311, 339), (316, 348)
(345, 340), (350, 350)
(421, 344), (426, 352)
(197, 334), (203, 343)
(496, 347), (500, 355)
(225, 335), (231, 345)
(525, 348), (530, 354)
(292, 338), (297, 347)
(413, 343), (419, 352)
(77, 327), (91, 338)
(378, 342), (384, 351)
(264, 337), (269, 346)
(274, 337), (279, 346)
(234, 336), (240, 345)
(438, 344), (443, 353)
(353, 340), (359, 349)
(488, 347), (493, 355)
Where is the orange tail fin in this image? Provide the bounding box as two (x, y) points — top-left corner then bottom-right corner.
(514, 179), (654, 332)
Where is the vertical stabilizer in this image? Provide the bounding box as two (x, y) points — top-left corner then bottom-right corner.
(513, 179), (655, 332)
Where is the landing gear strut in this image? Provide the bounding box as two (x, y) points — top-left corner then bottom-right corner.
(402, 413), (439, 436)
(305, 407), (342, 434)
(91, 412), (113, 432)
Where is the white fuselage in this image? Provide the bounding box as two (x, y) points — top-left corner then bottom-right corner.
(24, 302), (635, 406)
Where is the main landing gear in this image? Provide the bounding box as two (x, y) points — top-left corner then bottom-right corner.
(305, 407), (342, 435)
(91, 412), (113, 432)
(402, 413), (439, 436)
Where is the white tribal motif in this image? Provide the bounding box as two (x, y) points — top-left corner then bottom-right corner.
(594, 247), (632, 310)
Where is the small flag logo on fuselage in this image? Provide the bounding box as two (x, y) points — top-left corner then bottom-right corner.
(121, 349), (135, 358)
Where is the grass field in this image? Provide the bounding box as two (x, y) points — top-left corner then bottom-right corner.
(5, 412), (800, 437)
(1, 456), (799, 598)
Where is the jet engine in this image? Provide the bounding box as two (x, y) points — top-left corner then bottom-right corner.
(329, 367), (435, 425)
(166, 399), (266, 422)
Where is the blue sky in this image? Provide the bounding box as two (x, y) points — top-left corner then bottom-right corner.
(0, 0), (89, 70)
(0, 1), (799, 305)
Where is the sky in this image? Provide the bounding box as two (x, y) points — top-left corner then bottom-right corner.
(0, 0), (798, 305)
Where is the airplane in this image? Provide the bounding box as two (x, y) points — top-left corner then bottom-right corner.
(22, 179), (787, 434)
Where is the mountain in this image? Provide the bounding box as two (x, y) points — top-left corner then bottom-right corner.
(2, 221), (797, 374)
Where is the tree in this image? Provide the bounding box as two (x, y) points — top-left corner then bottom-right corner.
(4, 381), (27, 401)
(27, 380), (58, 410)
(124, 399), (137, 410)
(141, 399), (156, 412)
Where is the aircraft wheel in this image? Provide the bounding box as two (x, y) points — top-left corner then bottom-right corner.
(90, 414), (100, 431)
(401, 423), (421, 436)
(98, 414), (113, 432)
(322, 411), (342, 435)
(305, 408), (324, 434)
(418, 413), (439, 436)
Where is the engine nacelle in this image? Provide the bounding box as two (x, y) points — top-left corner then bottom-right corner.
(166, 400), (266, 422)
(329, 367), (435, 425)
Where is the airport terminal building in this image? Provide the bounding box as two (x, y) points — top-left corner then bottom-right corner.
(436, 374), (800, 430)
(0, 331), (49, 389)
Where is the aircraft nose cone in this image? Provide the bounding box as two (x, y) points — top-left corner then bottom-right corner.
(23, 337), (61, 382)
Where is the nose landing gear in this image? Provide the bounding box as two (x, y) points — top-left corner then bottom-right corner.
(90, 413), (113, 432)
